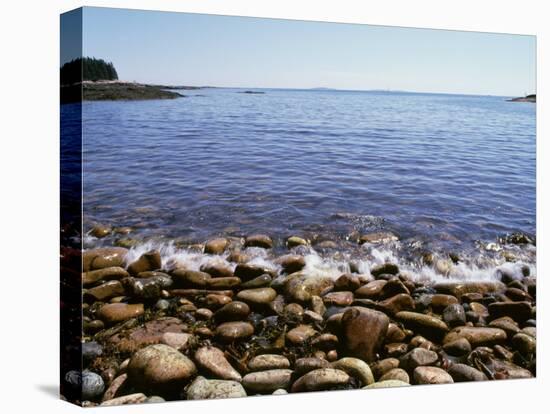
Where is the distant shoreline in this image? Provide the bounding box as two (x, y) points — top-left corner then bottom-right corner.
(507, 94), (536, 103)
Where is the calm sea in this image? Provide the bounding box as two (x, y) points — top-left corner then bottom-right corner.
(71, 88), (536, 280)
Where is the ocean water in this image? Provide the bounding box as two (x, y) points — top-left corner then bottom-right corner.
(77, 88), (536, 282)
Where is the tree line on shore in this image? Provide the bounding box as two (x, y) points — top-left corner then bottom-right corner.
(61, 57), (118, 85)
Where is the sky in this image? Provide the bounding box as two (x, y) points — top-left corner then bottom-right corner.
(62, 6), (536, 96)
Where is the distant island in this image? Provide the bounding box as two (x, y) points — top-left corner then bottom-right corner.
(507, 94), (536, 103)
(60, 57), (191, 103)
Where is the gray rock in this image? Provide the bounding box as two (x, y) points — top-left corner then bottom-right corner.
(82, 371), (105, 401)
(443, 304), (466, 327)
(194, 346), (242, 381)
(448, 364), (488, 382)
(399, 348), (438, 371)
(186, 376), (246, 400)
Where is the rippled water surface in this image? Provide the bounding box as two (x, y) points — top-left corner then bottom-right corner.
(81, 88), (535, 257)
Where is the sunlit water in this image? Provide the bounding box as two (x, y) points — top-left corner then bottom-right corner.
(75, 88), (536, 281)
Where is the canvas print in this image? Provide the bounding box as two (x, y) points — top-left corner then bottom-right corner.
(60, 7), (536, 407)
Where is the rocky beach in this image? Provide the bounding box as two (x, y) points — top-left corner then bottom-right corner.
(62, 229), (536, 406)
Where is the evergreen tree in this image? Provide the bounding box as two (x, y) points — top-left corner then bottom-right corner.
(60, 57), (119, 85)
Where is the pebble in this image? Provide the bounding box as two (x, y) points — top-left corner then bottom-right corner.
(291, 368), (350, 392)
(512, 332), (536, 356)
(82, 371), (105, 401)
(248, 354), (291, 371)
(83, 266), (129, 286)
(127, 344), (197, 394)
(237, 287), (277, 306)
(399, 348), (438, 371)
(330, 357), (375, 386)
(334, 274), (362, 291)
(342, 307), (389, 362)
(448, 364), (488, 382)
(244, 234), (273, 249)
(413, 366), (454, 384)
(284, 273), (335, 302)
(370, 263), (399, 277)
(295, 357), (330, 375)
(443, 326), (507, 347)
(100, 393), (148, 406)
(186, 376), (246, 400)
(364, 380), (410, 389)
(160, 332), (195, 351)
(242, 369), (294, 393)
(354, 280), (387, 299)
(204, 238), (229, 255)
(195, 346), (242, 381)
(379, 368), (410, 383)
(323, 291), (354, 306)
(287, 236), (308, 247)
(287, 324), (318, 345)
(443, 338), (471, 356)
(215, 321), (254, 342)
(277, 254), (306, 273)
(214, 301), (251, 322)
(97, 303), (144, 325)
(127, 250), (162, 276)
(83, 248), (128, 271)
(488, 301), (532, 322)
(395, 311), (449, 340)
(378, 293), (415, 315)
(442, 304), (466, 327)
(101, 374), (128, 401)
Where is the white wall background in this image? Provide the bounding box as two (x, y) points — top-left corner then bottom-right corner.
(0, 0), (547, 412)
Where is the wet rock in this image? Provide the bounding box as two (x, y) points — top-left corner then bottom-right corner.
(245, 234), (273, 249)
(214, 301), (250, 322)
(380, 278), (410, 299)
(385, 343), (408, 357)
(311, 295), (327, 316)
(100, 393), (148, 406)
(81, 371), (105, 401)
(90, 225), (112, 238)
(287, 236), (308, 248)
(122, 275), (172, 300)
(354, 280), (387, 299)
(442, 304), (466, 328)
(172, 269), (211, 288)
(101, 374), (128, 402)
(195, 346), (242, 381)
(97, 303), (144, 325)
(107, 317), (188, 353)
(505, 287), (532, 302)
(82, 341), (103, 362)
(334, 274), (361, 291)
(284, 302), (304, 319)
(215, 322), (254, 342)
(378, 293), (415, 315)
(304, 310), (324, 324)
(84, 247), (128, 271)
(364, 380), (410, 389)
(227, 251), (250, 264)
(83, 266), (129, 286)
(323, 291), (354, 306)
(488, 301), (532, 322)
(241, 274), (272, 289)
(443, 326), (507, 347)
(359, 232), (398, 244)
(311, 333), (339, 351)
(186, 376), (246, 400)
(204, 238), (229, 255)
(443, 338), (472, 357)
(512, 332), (536, 356)
(433, 282), (505, 298)
(127, 250), (162, 276)
(413, 366), (453, 384)
(430, 294), (459, 311)
(286, 324), (318, 345)
(331, 357), (374, 386)
(482, 358), (533, 379)
(249, 354), (290, 371)
(283, 359), (314, 376)
(206, 277), (241, 290)
(291, 368), (350, 392)
(488, 316), (520, 336)
(237, 287), (277, 307)
(370, 263), (399, 277)
(395, 311), (449, 341)
(155, 299), (171, 310)
(380, 368), (410, 383)
(448, 364), (488, 382)
(370, 358), (400, 379)
(273, 389), (288, 395)
(234, 264), (271, 281)
(127, 344), (197, 394)
(200, 263), (233, 278)
(277, 254), (306, 273)
(284, 273), (334, 303)
(84, 319), (105, 334)
(160, 332), (195, 351)
(469, 302), (489, 318)
(386, 323), (408, 343)
(204, 294), (233, 309)
(399, 348), (438, 371)
(342, 307), (389, 362)
(146, 396), (165, 404)
(242, 369), (293, 393)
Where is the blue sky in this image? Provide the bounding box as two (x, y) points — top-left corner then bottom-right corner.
(64, 7), (535, 96)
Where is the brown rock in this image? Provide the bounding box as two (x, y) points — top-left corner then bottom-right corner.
(236, 287), (277, 307)
(413, 366), (453, 384)
(171, 269), (211, 288)
(83, 248), (128, 271)
(286, 324), (318, 345)
(195, 346), (242, 381)
(200, 262), (233, 278)
(204, 238), (229, 255)
(488, 301), (532, 322)
(97, 303), (144, 325)
(359, 232), (398, 245)
(291, 368), (350, 392)
(443, 326), (507, 347)
(323, 291), (354, 306)
(399, 348), (438, 371)
(284, 272), (334, 303)
(83, 266), (129, 286)
(354, 280), (387, 299)
(448, 364), (488, 382)
(216, 322), (254, 342)
(84, 280), (125, 302)
(277, 254), (306, 273)
(395, 311), (449, 341)
(342, 307), (389, 362)
(214, 301), (250, 322)
(127, 250), (161, 276)
(244, 234), (273, 249)
(248, 354), (291, 371)
(378, 293), (415, 315)
(242, 369), (293, 393)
